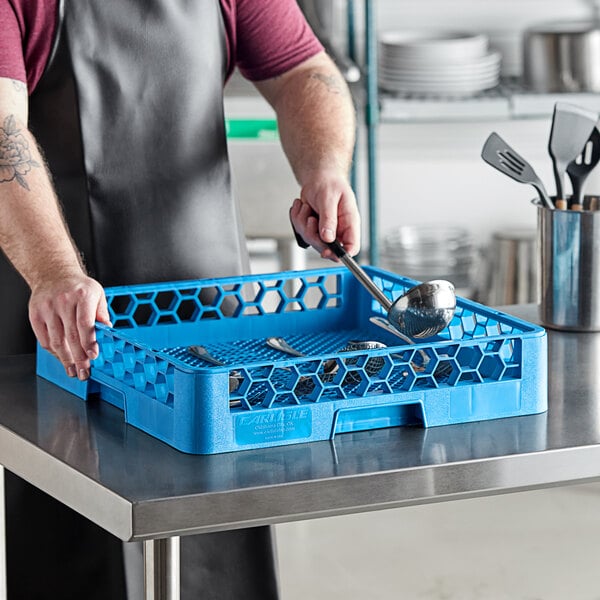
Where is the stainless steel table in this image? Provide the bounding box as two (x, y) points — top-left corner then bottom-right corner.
(1, 305), (600, 599)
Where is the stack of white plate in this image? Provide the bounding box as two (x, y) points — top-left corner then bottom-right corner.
(378, 30), (501, 96)
(380, 225), (479, 296)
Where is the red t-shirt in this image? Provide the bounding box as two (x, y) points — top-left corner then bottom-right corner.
(0, 0), (323, 93)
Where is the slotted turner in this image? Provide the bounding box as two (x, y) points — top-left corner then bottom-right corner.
(549, 102), (598, 209)
(481, 132), (554, 210)
(566, 125), (600, 210)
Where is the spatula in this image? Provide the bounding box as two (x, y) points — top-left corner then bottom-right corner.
(481, 132), (554, 210)
(566, 125), (600, 210)
(549, 102), (599, 209)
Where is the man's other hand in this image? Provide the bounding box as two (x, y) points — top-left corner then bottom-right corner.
(29, 274), (112, 380)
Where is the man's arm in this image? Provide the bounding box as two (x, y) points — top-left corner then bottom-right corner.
(0, 77), (110, 379)
(253, 51), (360, 259)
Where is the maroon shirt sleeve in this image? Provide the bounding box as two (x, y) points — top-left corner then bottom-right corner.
(224, 0), (324, 81)
(0, 0), (57, 93)
(0, 1), (27, 84)
(3, 0), (321, 92)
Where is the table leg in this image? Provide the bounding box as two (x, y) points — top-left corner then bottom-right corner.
(143, 537), (180, 600)
(0, 466), (6, 600)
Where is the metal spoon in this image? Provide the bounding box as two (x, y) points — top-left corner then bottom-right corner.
(266, 337), (338, 375)
(369, 316), (452, 378)
(369, 316), (429, 362)
(341, 340), (387, 379)
(326, 240), (456, 338)
(188, 344), (229, 366)
(266, 337), (387, 380)
(266, 336), (337, 386)
(187, 345), (242, 396)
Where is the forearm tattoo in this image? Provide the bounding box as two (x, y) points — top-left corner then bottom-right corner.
(11, 80), (27, 95)
(0, 115), (40, 191)
(309, 72), (345, 95)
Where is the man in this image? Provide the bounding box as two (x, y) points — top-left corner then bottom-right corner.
(0, 0), (360, 598)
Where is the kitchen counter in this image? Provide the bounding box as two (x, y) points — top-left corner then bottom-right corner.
(1, 304), (600, 598)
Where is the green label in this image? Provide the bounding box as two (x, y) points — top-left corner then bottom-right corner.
(226, 119), (279, 140)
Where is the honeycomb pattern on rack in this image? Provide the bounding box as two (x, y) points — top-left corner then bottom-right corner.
(232, 337), (520, 409)
(106, 273), (344, 327)
(160, 332), (522, 410)
(94, 328), (176, 405)
(447, 307), (522, 340)
(97, 273), (527, 412)
(37, 266), (546, 454)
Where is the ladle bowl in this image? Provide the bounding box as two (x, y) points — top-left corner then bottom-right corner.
(388, 279), (456, 338)
(327, 240), (456, 338)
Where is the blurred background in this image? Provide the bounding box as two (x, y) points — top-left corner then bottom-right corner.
(226, 0), (600, 305)
(224, 4), (600, 598)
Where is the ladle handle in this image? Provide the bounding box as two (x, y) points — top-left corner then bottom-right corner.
(290, 207), (392, 312)
(327, 240), (392, 311)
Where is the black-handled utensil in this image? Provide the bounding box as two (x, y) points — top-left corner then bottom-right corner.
(566, 125), (600, 210)
(549, 102), (599, 209)
(481, 132), (554, 210)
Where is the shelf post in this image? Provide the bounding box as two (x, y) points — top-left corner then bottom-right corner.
(0, 466), (5, 600)
(347, 0), (359, 196)
(364, 0), (379, 266)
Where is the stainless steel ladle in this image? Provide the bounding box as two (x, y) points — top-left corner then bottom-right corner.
(327, 240), (456, 338)
(291, 210), (455, 338)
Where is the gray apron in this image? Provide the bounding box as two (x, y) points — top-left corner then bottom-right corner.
(4, 0), (278, 598)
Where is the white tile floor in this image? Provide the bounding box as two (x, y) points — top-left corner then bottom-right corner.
(276, 483), (600, 600)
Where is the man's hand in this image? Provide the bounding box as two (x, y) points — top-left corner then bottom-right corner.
(254, 52), (360, 259)
(289, 170), (360, 260)
(29, 273), (112, 380)
(0, 78), (110, 380)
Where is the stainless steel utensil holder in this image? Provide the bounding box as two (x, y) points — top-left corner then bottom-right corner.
(539, 201), (600, 331)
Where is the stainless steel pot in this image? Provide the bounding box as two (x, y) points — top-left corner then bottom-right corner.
(477, 229), (539, 307)
(523, 21), (600, 93)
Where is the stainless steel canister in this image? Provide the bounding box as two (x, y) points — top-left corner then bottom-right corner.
(538, 202), (600, 331)
(481, 229), (539, 307)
